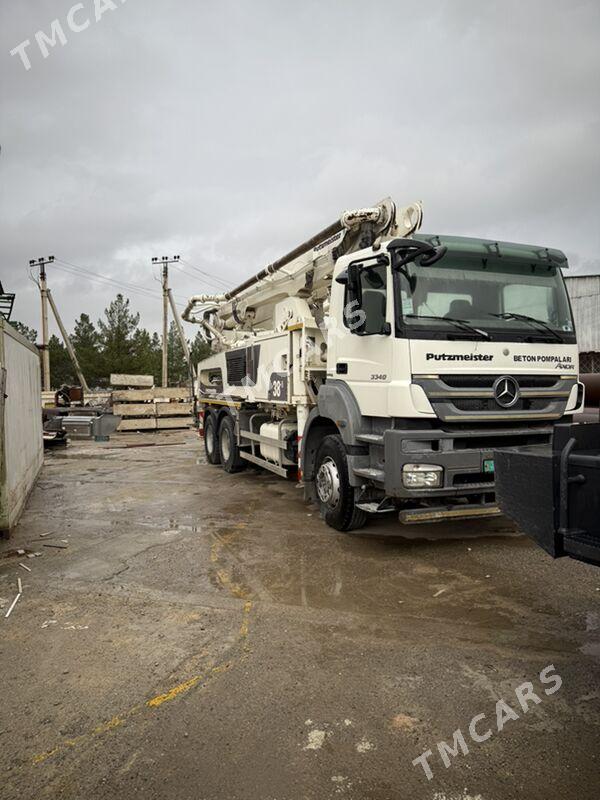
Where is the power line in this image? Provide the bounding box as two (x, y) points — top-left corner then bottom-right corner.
(171, 261), (228, 291)
(51, 259), (188, 305)
(179, 258), (232, 290)
(55, 258), (164, 298)
(52, 262), (160, 301)
(55, 255), (226, 301)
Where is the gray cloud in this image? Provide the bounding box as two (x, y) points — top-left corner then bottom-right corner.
(1, 0), (599, 336)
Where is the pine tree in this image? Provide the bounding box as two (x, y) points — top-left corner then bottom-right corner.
(72, 313), (101, 387)
(97, 294), (140, 380)
(132, 328), (161, 385)
(152, 332), (163, 384)
(48, 334), (76, 387)
(167, 321), (189, 385)
(10, 320), (37, 343)
(190, 330), (211, 370)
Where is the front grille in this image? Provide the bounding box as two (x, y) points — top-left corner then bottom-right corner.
(451, 397), (552, 413)
(453, 432), (552, 450)
(439, 374), (558, 389)
(451, 398), (494, 412)
(413, 373), (574, 421)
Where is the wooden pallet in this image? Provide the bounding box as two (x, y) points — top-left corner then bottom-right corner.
(110, 373), (154, 387)
(156, 402), (192, 417)
(110, 378), (193, 432)
(117, 417), (157, 431)
(156, 417), (192, 430)
(113, 402), (156, 417)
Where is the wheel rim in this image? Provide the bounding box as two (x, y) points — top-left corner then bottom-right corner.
(220, 427), (231, 462)
(316, 456), (341, 508)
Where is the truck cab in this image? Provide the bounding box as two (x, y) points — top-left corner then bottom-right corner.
(303, 234), (584, 526)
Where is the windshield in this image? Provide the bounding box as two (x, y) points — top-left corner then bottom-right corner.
(396, 251), (575, 342)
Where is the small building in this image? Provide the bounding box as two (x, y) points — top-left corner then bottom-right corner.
(0, 319), (44, 535)
(565, 274), (600, 373)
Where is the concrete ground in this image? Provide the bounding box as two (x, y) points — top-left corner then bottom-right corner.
(1, 429), (599, 800)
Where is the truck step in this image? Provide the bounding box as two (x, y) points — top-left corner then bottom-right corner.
(353, 467), (385, 483)
(398, 504), (501, 524)
(355, 501), (395, 514)
(355, 434), (384, 446)
(240, 451), (289, 478)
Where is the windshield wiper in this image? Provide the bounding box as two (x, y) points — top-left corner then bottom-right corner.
(489, 312), (563, 343)
(404, 314), (492, 340)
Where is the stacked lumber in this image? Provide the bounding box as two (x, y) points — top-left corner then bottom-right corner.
(110, 374), (193, 432)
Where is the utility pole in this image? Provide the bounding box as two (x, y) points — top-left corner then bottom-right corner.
(30, 256), (54, 391)
(46, 289), (90, 394)
(167, 288), (193, 379)
(30, 255), (91, 394)
(152, 256), (180, 388)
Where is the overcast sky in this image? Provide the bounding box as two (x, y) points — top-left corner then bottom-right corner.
(1, 0), (599, 339)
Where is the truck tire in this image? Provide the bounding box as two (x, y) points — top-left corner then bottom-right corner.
(314, 435), (367, 532)
(219, 415), (246, 473)
(204, 414), (221, 465)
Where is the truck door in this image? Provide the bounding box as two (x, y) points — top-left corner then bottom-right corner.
(329, 260), (394, 417)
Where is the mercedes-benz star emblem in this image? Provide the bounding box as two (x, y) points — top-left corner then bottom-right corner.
(493, 376), (520, 408)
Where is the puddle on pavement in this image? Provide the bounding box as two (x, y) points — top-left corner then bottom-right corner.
(206, 519), (537, 631)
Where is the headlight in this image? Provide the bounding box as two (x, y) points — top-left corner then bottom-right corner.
(402, 463), (443, 488)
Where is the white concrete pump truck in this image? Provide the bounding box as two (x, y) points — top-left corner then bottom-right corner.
(182, 198), (584, 531)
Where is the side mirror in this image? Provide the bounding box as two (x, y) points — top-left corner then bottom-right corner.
(347, 262), (361, 294)
(335, 263), (362, 295)
(419, 245), (447, 266)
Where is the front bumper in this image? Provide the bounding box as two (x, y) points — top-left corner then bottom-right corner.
(382, 425), (554, 499)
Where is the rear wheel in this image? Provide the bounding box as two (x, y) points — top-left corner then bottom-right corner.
(314, 435), (367, 531)
(219, 415), (246, 473)
(204, 414), (221, 465)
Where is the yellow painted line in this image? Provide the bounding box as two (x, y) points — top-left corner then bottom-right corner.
(216, 568), (248, 599)
(93, 714), (129, 734)
(32, 711), (136, 765)
(32, 604), (252, 765)
(32, 600), (253, 765)
(240, 600), (252, 638)
(31, 505), (257, 768)
(146, 676), (203, 709)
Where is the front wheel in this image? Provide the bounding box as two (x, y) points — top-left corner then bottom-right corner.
(314, 435), (367, 531)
